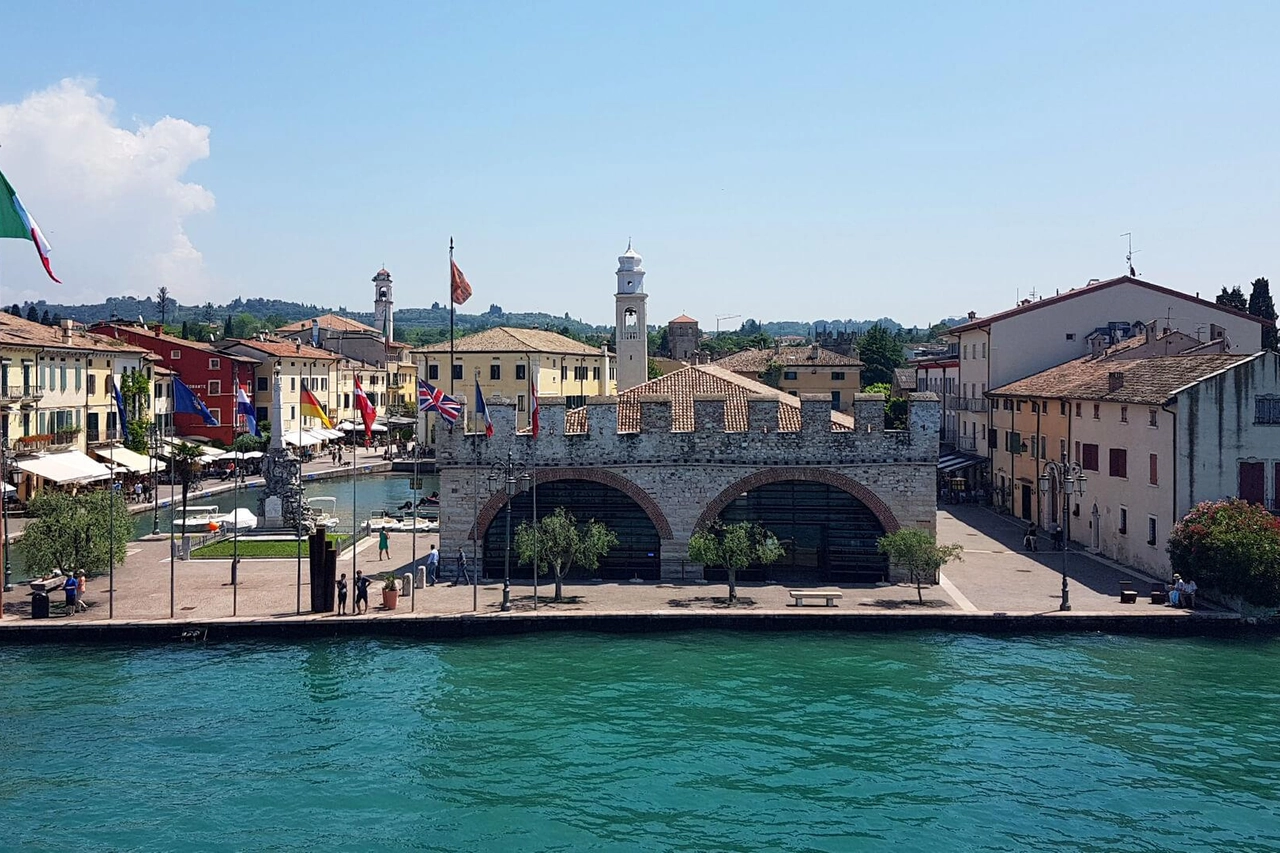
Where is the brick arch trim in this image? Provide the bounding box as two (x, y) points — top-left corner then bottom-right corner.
(470, 467), (674, 541)
(694, 467), (902, 534)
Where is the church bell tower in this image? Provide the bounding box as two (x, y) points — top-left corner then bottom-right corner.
(372, 268), (394, 342)
(614, 242), (649, 391)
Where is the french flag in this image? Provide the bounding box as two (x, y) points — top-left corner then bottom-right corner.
(474, 379), (493, 437)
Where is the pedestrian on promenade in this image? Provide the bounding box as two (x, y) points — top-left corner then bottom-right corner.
(378, 528), (390, 561)
(454, 548), (469, 586)
(354, 570), (371, 614)
(336, 573), (348, 615)
(63, 572), (78, 616)
(134, 481), (143, 503)
(1024, 523), (1039, 552)
(75, 571), (89, 612)
(426, 544), (439, 585)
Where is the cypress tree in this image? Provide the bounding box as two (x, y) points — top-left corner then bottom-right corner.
(223, 315), (233, 339)
(40, 309), (51, 326)
(1248, 277), (1277, 350)
(25, 305), (38, 323)
(180, 320), (190, 340)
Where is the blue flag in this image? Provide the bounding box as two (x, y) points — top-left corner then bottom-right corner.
(111, 374), (128, 439)
(173, 375), (219, 426)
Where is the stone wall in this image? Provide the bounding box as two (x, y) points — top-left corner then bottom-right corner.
(437, 392), (940, 581)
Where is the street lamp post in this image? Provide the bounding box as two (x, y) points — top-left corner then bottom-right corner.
(1039, 460), (1087, 612)
(150, 423), (161, 536)
(1, 424), (12, 595)
(488, 450), (530, 612)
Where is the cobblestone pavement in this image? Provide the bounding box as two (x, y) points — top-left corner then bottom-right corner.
(936, 505), (1183, 614)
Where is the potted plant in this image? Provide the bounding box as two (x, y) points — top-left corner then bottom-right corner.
(381, 573), (399, 610)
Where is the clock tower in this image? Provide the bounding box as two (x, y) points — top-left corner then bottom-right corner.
(614, 241), (648, 391)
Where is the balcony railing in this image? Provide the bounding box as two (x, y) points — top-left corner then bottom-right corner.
(86, 428), (122, 446)
(956, 435), (978, 452)
(0, 385), (45, 405)
(957, 397), (989, 412)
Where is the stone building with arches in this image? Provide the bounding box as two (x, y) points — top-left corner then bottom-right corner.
(436, 363), (940, 583)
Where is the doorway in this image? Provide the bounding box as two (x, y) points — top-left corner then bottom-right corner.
(1020, 484), (1032, 520)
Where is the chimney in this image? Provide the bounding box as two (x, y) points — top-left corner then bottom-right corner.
(967, 311), (977, 321)
(1145, 322), (1155, 345)
(1107, 371), (1125, 392)
(60, 319), (74, 344)
(809, 343), (819, 359)
(774, 340), (781, 355)
(154, 323), (162, 337)
(295, 340), (302, 353)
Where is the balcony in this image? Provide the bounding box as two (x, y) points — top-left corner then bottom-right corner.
(0, 385), (45, 407)
(86, 428), (122, 446)
(956, 435), (978, 452)
(957, 397), (989, 412)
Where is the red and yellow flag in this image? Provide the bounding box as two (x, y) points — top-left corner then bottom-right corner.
(300, 382), (333, 429)
(450, 259), (472, 305)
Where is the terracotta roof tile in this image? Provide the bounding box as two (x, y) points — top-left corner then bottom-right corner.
(0, 313), (150, 355)
(218, 337), (341, 360)
(415, 327), (604, 356)
(988, 352), (1256, 405)
(712, 346), (863, 371)
(669, 314), (699, 324)
(276, 313), (383, 335)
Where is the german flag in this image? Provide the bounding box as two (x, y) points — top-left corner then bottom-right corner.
(300, 381), (333, 429)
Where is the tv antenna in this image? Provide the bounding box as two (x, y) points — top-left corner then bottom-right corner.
(1122, 232), (1141, 277)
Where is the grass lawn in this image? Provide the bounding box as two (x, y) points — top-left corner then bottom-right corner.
(191, 534), (352, 559)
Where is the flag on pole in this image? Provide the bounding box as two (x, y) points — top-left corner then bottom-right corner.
(110, 374), (128, 438)
(236, 384), (259, 436)
(0, 169), (60, 283)
(173, 375), (219, 426)
(353, 377), (377, 439)
(299, 381), (333, 429)
(529, 367), (540, 438)
(418, 380), (462, 424)
(474, 379), (494, 437)
(450, 259), (472, 305)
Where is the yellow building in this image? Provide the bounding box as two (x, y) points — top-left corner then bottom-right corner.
(413, 327), (615, 433)
(275, 312), (419, 416)
(711, 344), (864, 413)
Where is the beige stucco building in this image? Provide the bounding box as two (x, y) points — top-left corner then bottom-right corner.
(711, 344), (864, 413)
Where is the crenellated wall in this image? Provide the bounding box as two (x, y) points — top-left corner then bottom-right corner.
(436, 392), (940, 581)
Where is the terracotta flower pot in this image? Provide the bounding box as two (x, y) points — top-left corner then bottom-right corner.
(382, 588), (398, 610)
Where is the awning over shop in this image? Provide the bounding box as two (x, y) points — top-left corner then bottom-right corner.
(938, 452), (987, 473)
(282, 431), (323, 447)
(314, 428), (345, 440)
(15, 450), (113, 485)
(91, 445), (167, 475)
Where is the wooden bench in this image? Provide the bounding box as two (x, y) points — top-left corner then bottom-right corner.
(789, 590), (844, 607)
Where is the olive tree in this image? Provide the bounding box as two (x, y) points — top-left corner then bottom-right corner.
(18, 490), (131, 578)
(877, 529), (964, 604)
(688, 520), (784, 603)
(515, 506), (618, 602)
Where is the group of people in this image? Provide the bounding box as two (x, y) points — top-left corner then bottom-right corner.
(1169, 574), (1198, 608)
(334, 544), (473, 615)
(62, 570), (89, 614)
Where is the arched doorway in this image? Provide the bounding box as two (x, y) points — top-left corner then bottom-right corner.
(481, 479), (662, 581)
(710, 480), (889, 584)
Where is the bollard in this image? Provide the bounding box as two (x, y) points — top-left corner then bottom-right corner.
(404, 572), (414, 612)
(415, 564), (426, 589)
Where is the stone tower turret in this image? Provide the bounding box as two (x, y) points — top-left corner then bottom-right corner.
(614, 242), (648, 391)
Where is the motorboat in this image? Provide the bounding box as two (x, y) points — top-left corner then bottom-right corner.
(307, 497), (341, 529)
(216, 508), (258, 532)
(173, 505), (224, 532)
(392, 516), (439, 533)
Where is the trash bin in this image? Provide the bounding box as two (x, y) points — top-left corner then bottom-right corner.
(31, 592), (49, 619)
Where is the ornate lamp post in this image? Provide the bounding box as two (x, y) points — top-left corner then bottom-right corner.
(1039, 460), (1087, 611)
(149, 422), (162, 536)
(1, 424), (11, 594)
(488, 450), (531, 612)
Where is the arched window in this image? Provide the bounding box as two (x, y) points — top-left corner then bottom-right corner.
(623, 308), (639, 341)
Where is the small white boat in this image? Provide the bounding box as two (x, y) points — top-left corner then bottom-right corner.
(365, 512), (399, 533)
(307, 497), (341, 529)
(216, 508), (258, 532)
(174, 505), (223, 532)
(392, 516), (439, 533)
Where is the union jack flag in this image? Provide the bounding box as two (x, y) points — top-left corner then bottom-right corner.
(418, 380), (462, 424)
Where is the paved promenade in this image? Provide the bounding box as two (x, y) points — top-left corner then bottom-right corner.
(1, 485), (1208, 628)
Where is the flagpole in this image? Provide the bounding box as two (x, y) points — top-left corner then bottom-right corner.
(169, 413), (175, 619)
(449, 237), (456, 398)
(231, 365), (239, 618)
(108, 391), (116, 621)
(297, 370), (305, 616)
(530, 355), (537, 611)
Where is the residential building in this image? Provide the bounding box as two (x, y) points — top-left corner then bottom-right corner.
(214, 337), (347, 441)
(910, 343), (959, 443)
(946, 274), (1269, 485)
(711, 344), (864, 413)
(89, 323), (260, 443)
(413, 327), (615, 434)
(989, 348), (1280, 578)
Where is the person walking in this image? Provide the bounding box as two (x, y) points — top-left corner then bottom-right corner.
(74, 571), (89, 612)
(454, 548), (469, 586)
(336, 573), (348, 615)
(354, 570), (371, 615)
(426, 544), (439, 586)
(378, 528), (390, 561)
(63, 572), (79, 616)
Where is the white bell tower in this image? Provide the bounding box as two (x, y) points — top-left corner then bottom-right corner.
(372, 268), (394, 342)
(614, 241), (649, 391)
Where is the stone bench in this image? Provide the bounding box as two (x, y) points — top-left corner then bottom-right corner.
(788, 590), (844, 607)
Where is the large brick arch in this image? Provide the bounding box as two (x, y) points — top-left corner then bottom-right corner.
(470, 467), (674, 541)
(694, 467), (902, 534)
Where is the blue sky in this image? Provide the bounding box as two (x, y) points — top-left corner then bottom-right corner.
(1, 1), (1277, 328)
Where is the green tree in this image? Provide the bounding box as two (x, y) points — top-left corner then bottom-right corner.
(1216, 285), (1248, 311)
(514, 506), (618, 602)
(120, 370), (151, 421)
(1167, 498), (1280, 608)
(17, 490), (131, 578)
(156, 286), (172, 325)
(232, 432), (267, 453)
(1246, 277), (1277, 351)
(125, 418), (151, 453)
(180, 320), (190, 340)
(877, 529), (964, 604)
(40, 309), (51, 326)
(223, 315), (234, 339)
(688, 520), (784, 603)
(24, 304), (38, 323)
(859, 323), (903, 387)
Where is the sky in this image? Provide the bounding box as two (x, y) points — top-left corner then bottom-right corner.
(1, 1), (1278, 328)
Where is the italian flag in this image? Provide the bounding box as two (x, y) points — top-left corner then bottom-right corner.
(0, 169), (60, 283)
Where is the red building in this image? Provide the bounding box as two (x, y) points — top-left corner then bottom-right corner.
(89, 323), (260, 444)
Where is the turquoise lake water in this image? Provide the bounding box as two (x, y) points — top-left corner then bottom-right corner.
(2, 632), (1278, 852)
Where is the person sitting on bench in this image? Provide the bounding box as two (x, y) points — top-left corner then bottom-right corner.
(1169, 574), (1185, 607)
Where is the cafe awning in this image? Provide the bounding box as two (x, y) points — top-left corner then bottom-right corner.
(15, 450), (113, 485)
(91, 445), (167, 474)
(282, 431), (323, 447)
(938, 452), (987, 473)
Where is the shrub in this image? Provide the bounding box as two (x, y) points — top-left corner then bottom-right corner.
(1167, 499), (1280, 608)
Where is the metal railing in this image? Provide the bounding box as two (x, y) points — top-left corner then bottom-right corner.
(86, 428), (122, 445)
(956, 435), (978, 452)
(957, 397), (989, 412)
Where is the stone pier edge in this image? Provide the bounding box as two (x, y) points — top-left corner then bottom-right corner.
(0, 610), (1271, 645)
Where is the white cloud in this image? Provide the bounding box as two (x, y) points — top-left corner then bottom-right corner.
(0, 78), (214, 305)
